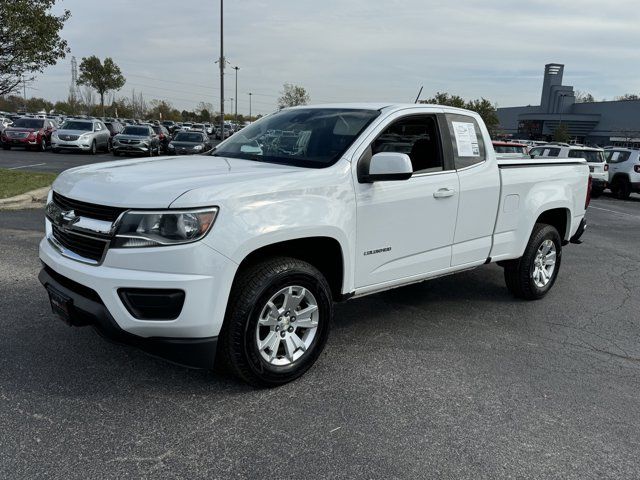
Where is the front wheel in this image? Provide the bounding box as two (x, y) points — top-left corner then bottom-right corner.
(504, 223), (562, 300)
(89, 140), (97, 155)
(218, 257), (333, 387)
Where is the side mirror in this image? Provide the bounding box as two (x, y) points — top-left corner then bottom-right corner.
(359, 152), (413, 183)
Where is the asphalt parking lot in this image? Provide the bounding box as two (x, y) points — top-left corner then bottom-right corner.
(0, 139), (221, 174)
(1, 195), (639, 479)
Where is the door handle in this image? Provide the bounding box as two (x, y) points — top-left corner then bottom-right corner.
(433, 188), (456, 198)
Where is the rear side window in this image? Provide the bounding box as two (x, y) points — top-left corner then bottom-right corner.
(604, 151), (630, 163)
(568, 150), (604, 162)
(443, 114), (486, 169)
(531, 147), (560, 157)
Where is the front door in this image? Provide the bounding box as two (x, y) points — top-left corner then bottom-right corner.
(354, 114), (459, 289)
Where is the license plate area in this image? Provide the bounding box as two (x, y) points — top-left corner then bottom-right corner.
(47, 285), (73, 325)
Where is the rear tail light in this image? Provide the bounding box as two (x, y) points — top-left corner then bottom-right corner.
(585, 175), (592, 209)
(635, 165), (640, 173)
(604, 164), (609, 171)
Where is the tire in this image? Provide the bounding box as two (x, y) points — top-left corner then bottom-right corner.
(148, 145), (153, 157)
(218, 257), (333, 387)
(591, 186), (603, 198)
(39, 139), (46, 152)
(613, 179), (631, 200)
(89, 140), (97, 155)
(504, 223), (562, 300)
(2, 145), (9, 150)
(112, 150), (119, 157)
(52, 148), (60, 153)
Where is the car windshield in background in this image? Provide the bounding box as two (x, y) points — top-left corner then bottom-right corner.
(61, 121), (92, 131)
(175, 132), (204, 142)
(495, 145), (526, 154)
(212, 108), (380, 168)
(568, 150), (604, 162)
(13, 118), (45, 129)
(122, 126), (150, 136)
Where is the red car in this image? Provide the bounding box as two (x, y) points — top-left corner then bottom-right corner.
(1, 117), (57, 151)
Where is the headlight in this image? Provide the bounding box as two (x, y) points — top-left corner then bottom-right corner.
(193, 145), (203, 151)
(168, 143), (175, 149)
(113, 208), (218, 248)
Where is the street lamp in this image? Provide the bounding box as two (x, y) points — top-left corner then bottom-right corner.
(218, 0), (225, 140)
(229, 98), (233, 114)
(248, 92), (252, 120)
(232, 66), (239, 122)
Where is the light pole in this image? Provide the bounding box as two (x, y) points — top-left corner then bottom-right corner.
(218, 0), (225, 139)
(232, 66), (239, 122)
(248, 92), (252, 120)
(229, 98), (233, 114)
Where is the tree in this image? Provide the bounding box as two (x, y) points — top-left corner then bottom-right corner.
(421, 92), (500, 136)
(0, 0), (70, 96)
(615, 93), (640, 101)
(278, 83), (310, 109)
(553, 123), (570, 143)
(575, 90), (595, 103)
(77, 56), (126, 116)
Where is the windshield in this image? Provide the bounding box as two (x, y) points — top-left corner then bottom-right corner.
(174, 132), (204, 142)
(568, 150), (605, 162)
(61, 121), (92, 131)
(13, 118), (45, 129)
(122, 126), (150, 136)
(212, 108), (380, 168)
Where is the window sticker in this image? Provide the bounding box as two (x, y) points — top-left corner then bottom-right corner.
(451, 121), (480, 157)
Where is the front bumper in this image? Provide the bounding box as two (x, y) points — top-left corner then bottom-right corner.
(39, 227), (238, 340)
(2, 137), (40, 146)
(113, 144), (150, 154)
(51, 139), (92, 151)
(38, 265), (218, 369)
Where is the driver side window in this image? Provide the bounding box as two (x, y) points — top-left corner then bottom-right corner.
(371, 115), (446, 174)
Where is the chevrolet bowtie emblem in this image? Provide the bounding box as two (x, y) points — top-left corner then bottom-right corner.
(60, 209), (79, 226)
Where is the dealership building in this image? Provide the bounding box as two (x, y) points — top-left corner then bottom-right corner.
(497, 64), (640, 147)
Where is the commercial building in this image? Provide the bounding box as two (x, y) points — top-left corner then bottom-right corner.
(497, 64), (640, 147)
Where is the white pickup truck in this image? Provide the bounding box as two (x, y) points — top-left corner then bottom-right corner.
(39, 104), (590, 386)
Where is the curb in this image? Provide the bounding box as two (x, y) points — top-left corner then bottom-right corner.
(0, 186), (50, 210)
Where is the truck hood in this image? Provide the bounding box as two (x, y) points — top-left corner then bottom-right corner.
(53, 155), (305, 208)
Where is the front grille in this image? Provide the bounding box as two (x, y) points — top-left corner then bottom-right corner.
(51, 224), (109, 262)
(53, 192), (125, 222)
(119, 139), (140, 145)
(8, 132), (28, 138)
(60, 134), (79, 141)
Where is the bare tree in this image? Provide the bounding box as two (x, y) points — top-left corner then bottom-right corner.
(277, 83), (310, 109)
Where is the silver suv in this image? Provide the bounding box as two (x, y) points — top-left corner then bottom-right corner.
(530, 144), (607, 196)
(604, 148), (640, 199)
(51, 119), (111, 154)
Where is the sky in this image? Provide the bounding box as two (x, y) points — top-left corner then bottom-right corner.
(30, 0), (640, 116)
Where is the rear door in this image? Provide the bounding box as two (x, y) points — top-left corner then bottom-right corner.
(354, 112), (459, 288)
(442, 113), (501, 266)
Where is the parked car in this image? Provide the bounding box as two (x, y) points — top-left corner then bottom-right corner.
(38, 104), (590, 387)
(190, 123), (206, 134)
(604, 148), (640, 199)
(51, 119), (110, 154)
(147, 124), (171, 153)
(167, 131), (212, 155)
(215, 125), (232, 140)
(0, 117), (13, 134)
(104, 120), (124, 151)
(204, 123), (213, 135)
(182, 122), (193, 131)
(161, 120), (177, 133)
(530, 144), (607, 196)
(492, 141), (528, 158)
(1, 117), (56, 151)
(112, 125), (161, 157)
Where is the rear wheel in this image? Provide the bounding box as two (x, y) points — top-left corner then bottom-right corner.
(612, 178), (631, 200)
(504, 223), (562, 300)
(218, 257), (332, 387)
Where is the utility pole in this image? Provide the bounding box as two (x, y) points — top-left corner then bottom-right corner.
(248, 92), (252, 121)
(22, 75), (27, 111)
(229, 98), (233, 114)
(232, 66), (239, 122)
(218, 0), (225, 138)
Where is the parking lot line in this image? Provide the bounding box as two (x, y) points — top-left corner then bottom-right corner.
(8, 163), (46, 170)
(590, 205), (640, 219)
